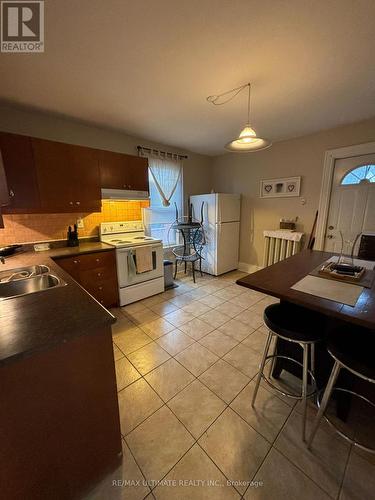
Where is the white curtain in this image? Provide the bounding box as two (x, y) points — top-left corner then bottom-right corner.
(147, 156), (182, 207)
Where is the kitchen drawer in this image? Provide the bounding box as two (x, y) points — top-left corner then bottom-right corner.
(74, 251), (116, 271)
(79, 266), (117, 286)
(84, 282), (118, 308)
(54, 249), (119, 307)
(55, 256), (81, 280)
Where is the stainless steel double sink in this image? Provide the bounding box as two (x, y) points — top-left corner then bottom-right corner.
(0, 265), (67, 300)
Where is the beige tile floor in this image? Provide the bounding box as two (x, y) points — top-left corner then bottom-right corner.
(86, 270), (375, 500)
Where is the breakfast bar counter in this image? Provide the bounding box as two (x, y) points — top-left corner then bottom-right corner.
(237, 249), (375, 330)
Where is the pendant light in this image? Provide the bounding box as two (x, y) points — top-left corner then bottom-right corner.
(207, 82), (271, 153)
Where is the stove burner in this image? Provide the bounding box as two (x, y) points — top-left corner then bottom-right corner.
(110, 239), (132, 244)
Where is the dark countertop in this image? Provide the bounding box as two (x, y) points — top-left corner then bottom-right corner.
(237, 249), (375, 330)
(0, 242), (117, 367)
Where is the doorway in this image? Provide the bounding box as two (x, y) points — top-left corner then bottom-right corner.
(316, 141), (375, 252)
(324, 155), (375, 254)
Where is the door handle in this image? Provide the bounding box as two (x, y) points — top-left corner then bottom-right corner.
(326, 235), (334, 239)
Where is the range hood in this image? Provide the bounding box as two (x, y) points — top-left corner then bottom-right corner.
(101, 188), (149, 201)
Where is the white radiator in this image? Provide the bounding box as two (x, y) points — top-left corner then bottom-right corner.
(263, 230), (304, 267)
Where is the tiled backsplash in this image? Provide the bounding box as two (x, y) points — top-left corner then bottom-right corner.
(0, 200), (150, 245)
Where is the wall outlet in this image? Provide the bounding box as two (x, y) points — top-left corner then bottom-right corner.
(76, 217), (84, 229)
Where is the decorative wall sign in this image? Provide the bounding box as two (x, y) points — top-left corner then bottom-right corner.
(260, 176), (301, 198)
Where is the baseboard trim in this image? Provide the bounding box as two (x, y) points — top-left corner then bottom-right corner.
(238, 262), (262, 274)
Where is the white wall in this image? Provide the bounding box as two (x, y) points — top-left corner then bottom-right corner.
(212, 117), (375, 269)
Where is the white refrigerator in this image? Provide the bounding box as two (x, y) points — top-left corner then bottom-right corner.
(190, 193), (241, 276)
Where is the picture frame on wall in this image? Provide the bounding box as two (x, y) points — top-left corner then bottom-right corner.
(260, 176), (301, 198)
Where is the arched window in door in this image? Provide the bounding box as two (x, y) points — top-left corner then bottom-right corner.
(341, 165), (375, 185)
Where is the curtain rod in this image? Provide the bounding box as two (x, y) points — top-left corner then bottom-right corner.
(137, 145), (188, 160)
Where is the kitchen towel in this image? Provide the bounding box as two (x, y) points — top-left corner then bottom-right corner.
(291, 275), (363, 307)
(135, 245), (153, 273)
(127, 250), (137, 278)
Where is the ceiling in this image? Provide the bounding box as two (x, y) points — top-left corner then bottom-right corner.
(1, 0), (375, 155)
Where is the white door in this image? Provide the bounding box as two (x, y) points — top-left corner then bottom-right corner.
(325, 154), (375, 254)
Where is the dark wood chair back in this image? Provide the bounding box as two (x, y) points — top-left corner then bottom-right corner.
(358, 234), (375, 261)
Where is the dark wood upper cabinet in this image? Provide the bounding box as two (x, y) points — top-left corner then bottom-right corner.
(32, 138), (101, 212)
(99, 150), (149, 192)
(0, 131), (149, 213)
(0, 132), (41, 212)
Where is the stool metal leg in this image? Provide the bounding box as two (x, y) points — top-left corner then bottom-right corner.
(301, 343), (309, 442)
(252, 330), (273, 407)
(307, 360), (342, 450)
(310, 343), (315, 375)
(269, 337), (277, 378)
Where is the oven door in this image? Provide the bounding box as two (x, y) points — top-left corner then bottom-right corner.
(116, 243), (163, 288)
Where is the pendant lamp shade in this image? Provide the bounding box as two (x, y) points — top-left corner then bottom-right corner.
(225, 124), (271, 152)
(207, 82), (272, 153)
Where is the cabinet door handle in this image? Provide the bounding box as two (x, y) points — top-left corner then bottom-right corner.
(95, 258), (100, 263)
(69, 201), (73, 205)
(73, 260), (79, 264)
(98, 286), (103, 291)
(9, 189), (15, 197)
(97, 272), (102, 277)
(76, 201), (80, 205)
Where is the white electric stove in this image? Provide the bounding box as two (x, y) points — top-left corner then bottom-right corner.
(100, 221), (164, 305)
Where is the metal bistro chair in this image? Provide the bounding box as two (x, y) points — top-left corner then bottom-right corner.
(252, 302), (324, 441)
(308, 325), (375, 453)
(172, 222), (206, 283)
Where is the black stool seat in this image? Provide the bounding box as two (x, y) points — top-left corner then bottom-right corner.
(264, 303), (324, 343)
(328, 326), (375, 381)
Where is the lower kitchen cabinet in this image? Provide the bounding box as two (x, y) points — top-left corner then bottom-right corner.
(56, 250), (119, 307)
(1, 325), (122, 500)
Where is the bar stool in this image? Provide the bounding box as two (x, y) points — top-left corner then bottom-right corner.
(307, 326), (375, 453)
(252, 303), (323, 441)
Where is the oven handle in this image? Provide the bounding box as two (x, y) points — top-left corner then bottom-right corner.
(116, 243), (163, 253)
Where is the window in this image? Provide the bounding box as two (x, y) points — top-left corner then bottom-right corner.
(143, 158), (183, 246)
(341, 165), (375, 185)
